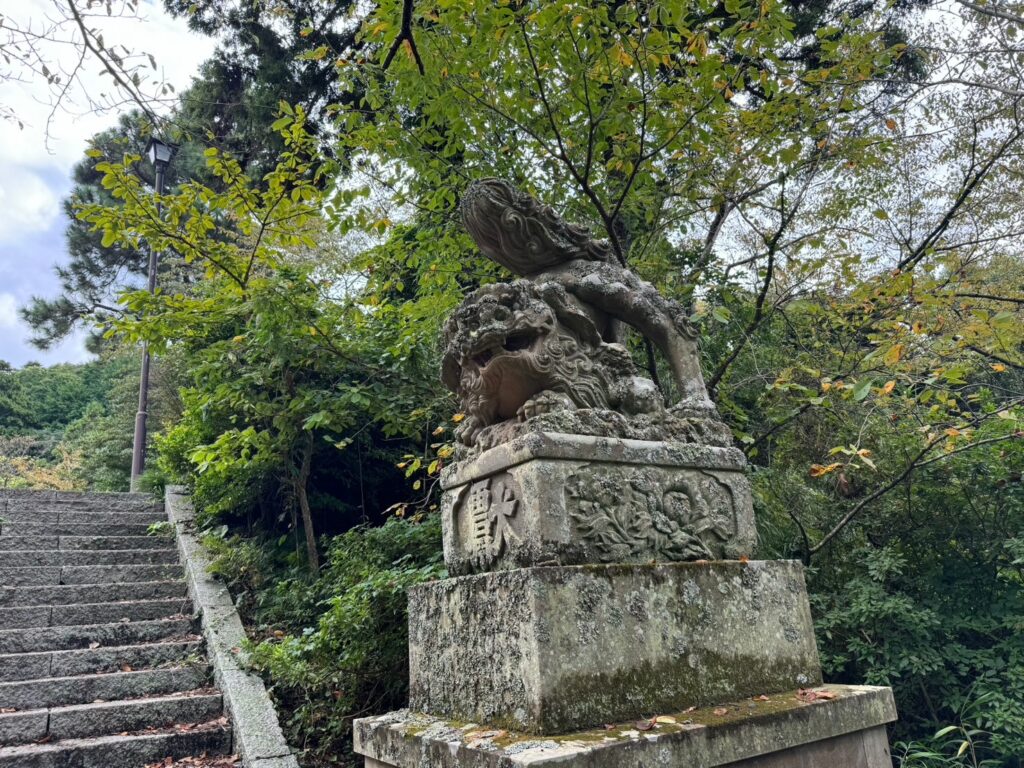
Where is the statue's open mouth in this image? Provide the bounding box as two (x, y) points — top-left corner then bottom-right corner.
(471, 331), (536, 369)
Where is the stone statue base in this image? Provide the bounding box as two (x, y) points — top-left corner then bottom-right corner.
(441, 433), (757, 575)
(406, 561), (821, 733)
(354, 684), (897, 767)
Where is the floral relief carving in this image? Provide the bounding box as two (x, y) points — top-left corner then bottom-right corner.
(565, 468), (739, 562)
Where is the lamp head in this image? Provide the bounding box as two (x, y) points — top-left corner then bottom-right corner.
(145, 137), (175, 169)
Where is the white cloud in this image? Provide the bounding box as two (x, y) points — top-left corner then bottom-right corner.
(0, 293), (17, 329)
(0, 168), (61, 244)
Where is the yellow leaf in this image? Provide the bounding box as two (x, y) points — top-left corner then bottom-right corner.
(432, 426), (446, 436)
(912, 321), (925, 334)
(881, 380), (895, 395)
(232, 335), (245, 343)
(885, 118), (897, 131)
(884, 344), (905, 365)
(991, 363), (1007, 373)
(857, 448), (872, 458)
(655, 715), (677, 724)
(945, 428), (961, 437)
(452, 413), (466, 423)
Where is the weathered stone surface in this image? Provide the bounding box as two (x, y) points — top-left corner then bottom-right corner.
(0, 666), (209, 709)
(0, 489), (233, 765)
(0, 580), (186, 608)
(442, 179), (726, 456)
(167, 485), (300, 768)
(60, 564), (183, 584)
(723, 725), (891, 767)
(46, 693), (224, 742)
(0, 710), (48, 745)
(0, 616), (192, 654)
(0, 727), (232, 767)
(0, 549), (179, 567)
(441, 433), (755, 575)
(409, 561), (820, 733)
(0, 640), (203, 683)
(355, 685), (896, 767)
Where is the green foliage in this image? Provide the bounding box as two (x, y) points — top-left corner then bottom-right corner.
(208, 515), (445, 765)
(0, 352), (147, 491)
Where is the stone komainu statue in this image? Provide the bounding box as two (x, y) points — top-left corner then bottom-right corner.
(442, 179), (727, 453)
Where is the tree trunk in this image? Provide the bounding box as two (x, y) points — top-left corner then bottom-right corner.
(294, 432), (319, 572)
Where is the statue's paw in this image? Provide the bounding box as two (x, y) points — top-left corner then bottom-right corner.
(517, 391), (574, 421)
(455, 416), (484, 447)
(620, 376), (664, 414)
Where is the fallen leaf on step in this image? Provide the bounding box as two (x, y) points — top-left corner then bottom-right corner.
(655, 715), (677, 724)
(713, 707), (729, 716)
(88, 642), (100, 649)
(635, 718), (655, 731)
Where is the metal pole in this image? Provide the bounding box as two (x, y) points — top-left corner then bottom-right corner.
(129, 162), (165, 493)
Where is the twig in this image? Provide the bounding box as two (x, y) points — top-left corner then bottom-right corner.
(382, 0), (424, 75)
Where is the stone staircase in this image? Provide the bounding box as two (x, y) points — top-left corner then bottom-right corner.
(0, 490), (233, 767)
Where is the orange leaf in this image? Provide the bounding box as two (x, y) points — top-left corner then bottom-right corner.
(809, 462), (842, 477)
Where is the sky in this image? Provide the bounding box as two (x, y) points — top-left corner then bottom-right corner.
(0, 0), (214, 368)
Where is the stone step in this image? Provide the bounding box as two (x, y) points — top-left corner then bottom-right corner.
(1, 549), (179, 568)
(1, 494), (161, 513)
(0, 564), (183, 586)
(0, 510), (167, 525)
(1, 489), (156, 504)
(60, 535), (173, 551)
(0, 617), (193, 654)
(0, 598), (193, 630)
(0, 539), (57, 552)
(0, 523), (155, 537)
(0, 720), (230, 766)
(0, 536), (173, 552)
(0, 691), (223, 745)
(0, 580), (186, 608)
(0, 640), (204, 682)
(0, 666), (210, 710)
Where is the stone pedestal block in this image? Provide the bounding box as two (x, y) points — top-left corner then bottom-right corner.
(408, 561), (821, 734)
(441, 433), (756, 575)
(354, 684), (897, 768)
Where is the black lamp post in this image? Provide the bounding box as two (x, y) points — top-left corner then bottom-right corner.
(130, 137), (174, 492)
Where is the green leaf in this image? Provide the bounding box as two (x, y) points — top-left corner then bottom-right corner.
(851, 377), (873, 401)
